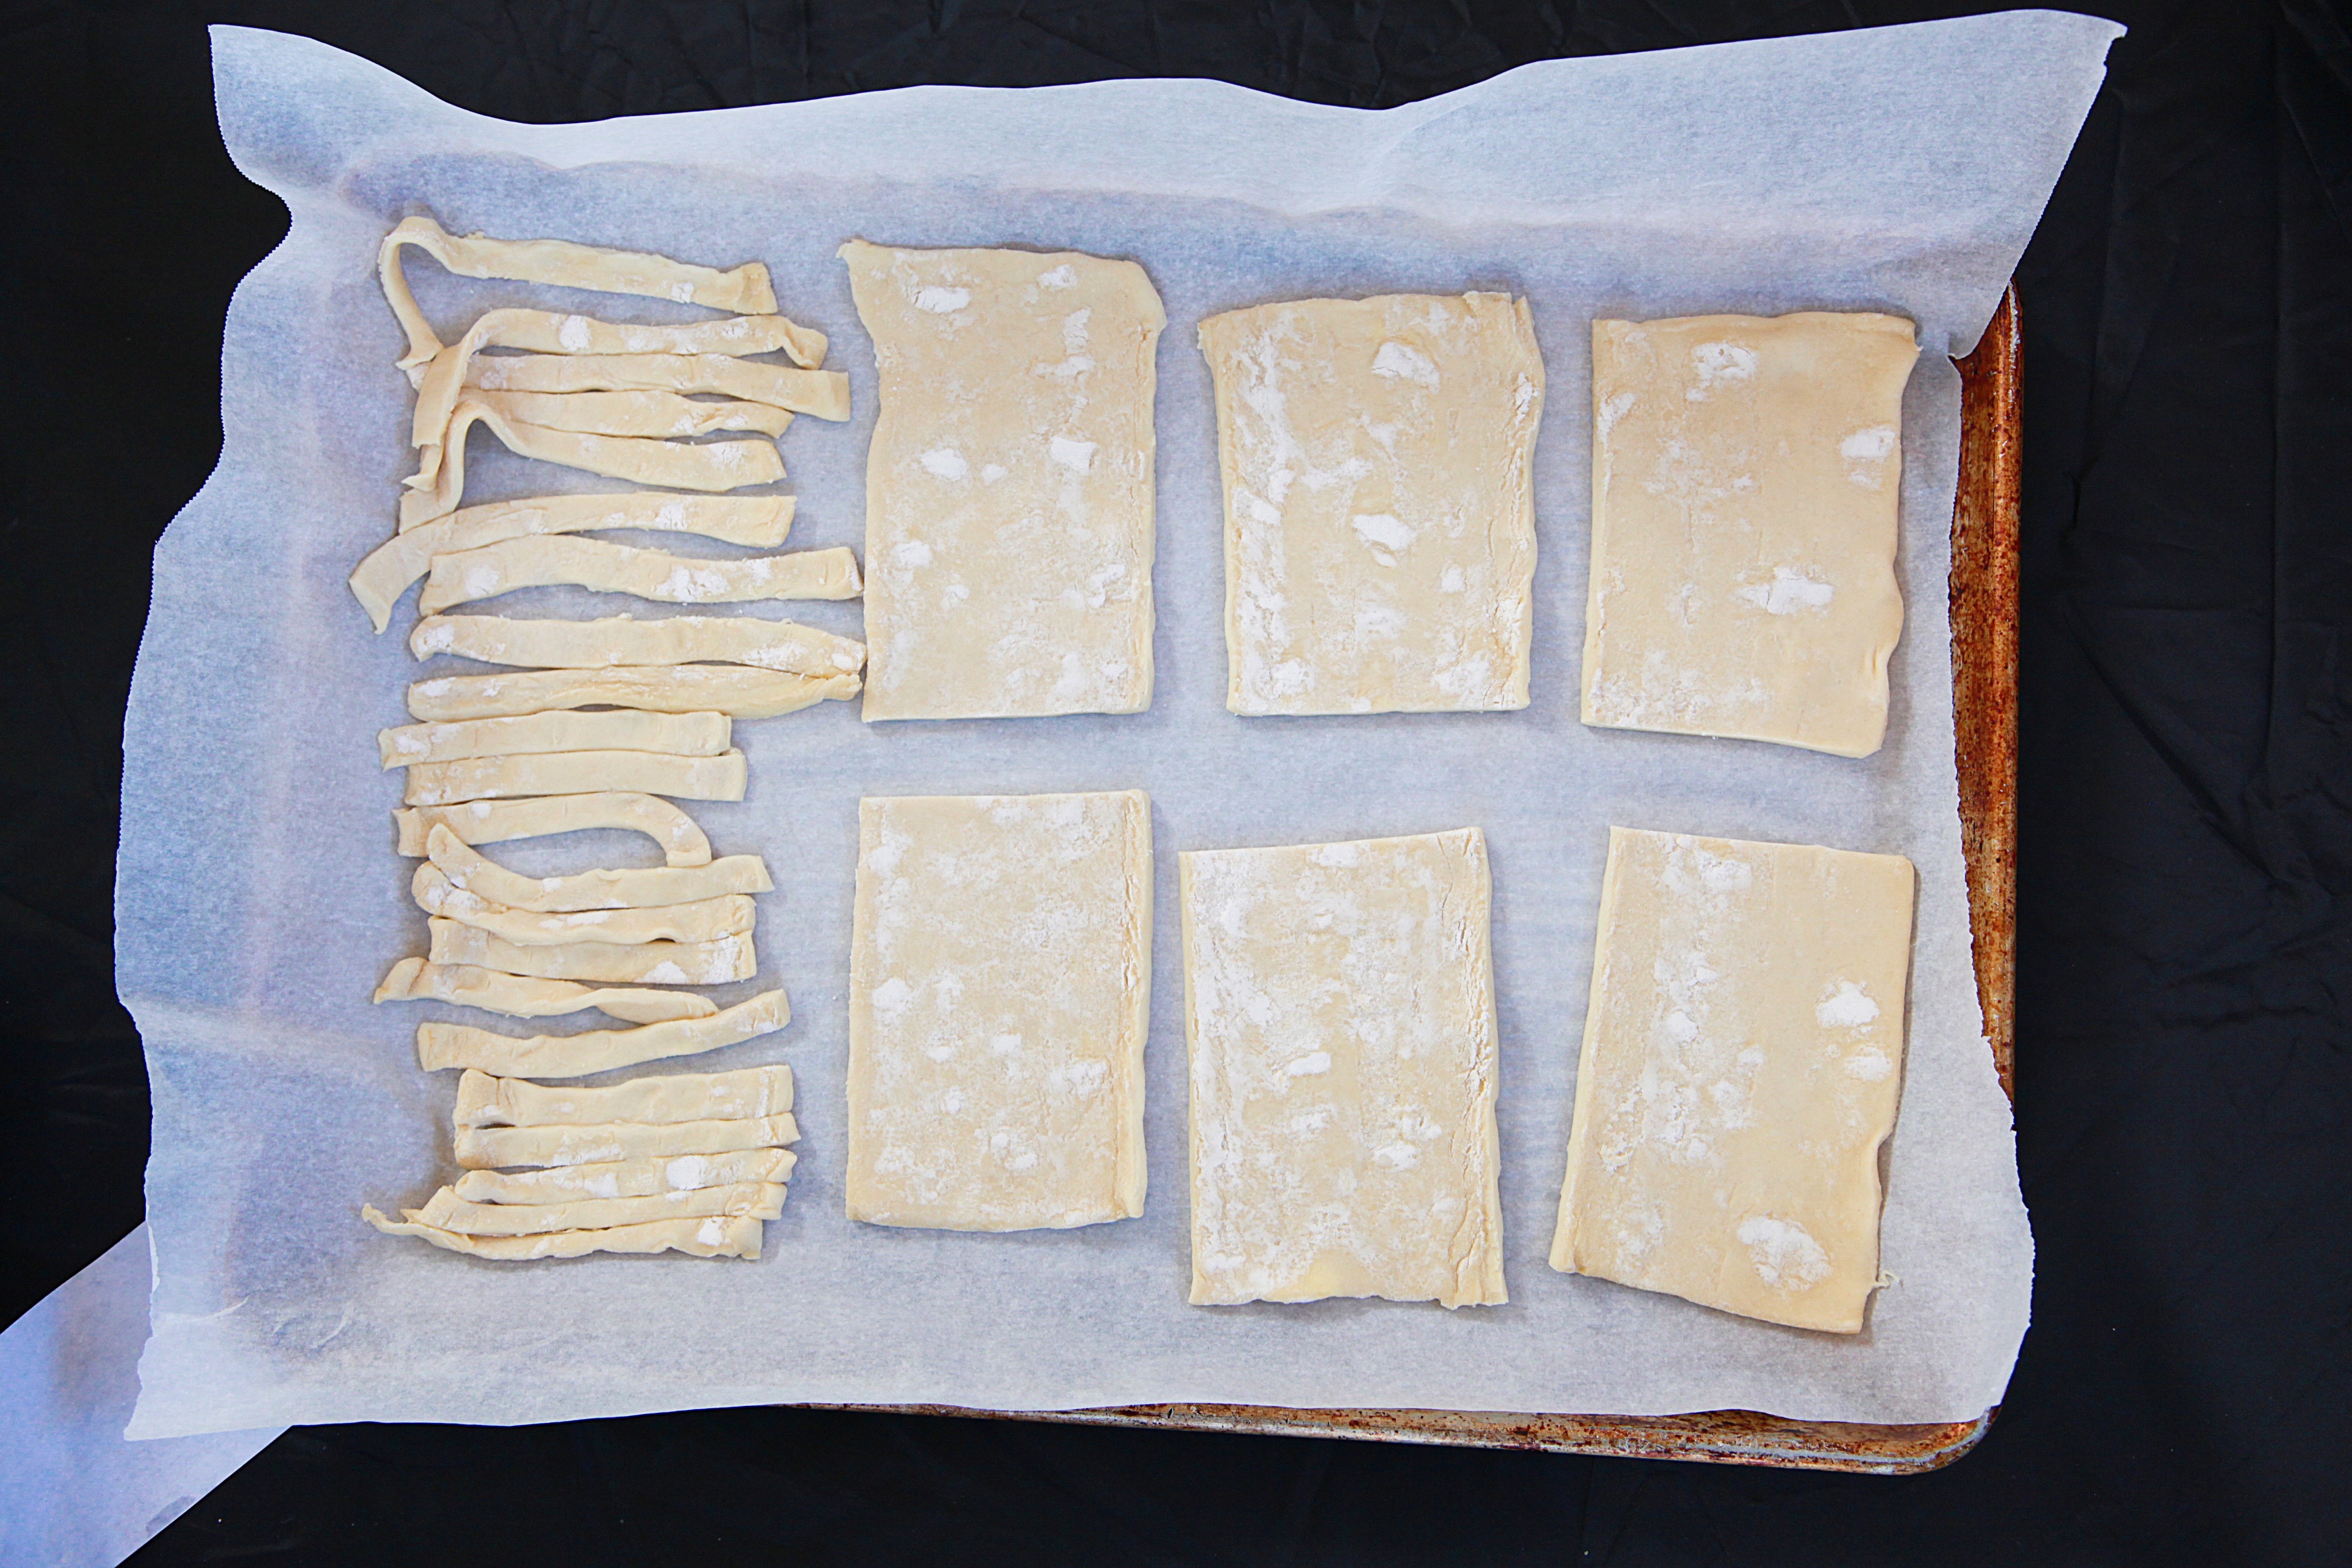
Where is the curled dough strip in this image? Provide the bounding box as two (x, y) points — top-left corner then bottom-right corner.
(379, 710), (730, 768)
(469, 389), (793, 439)
(416, 988), (791, 1077)
(426, 824), (771, 911)
(401, 748), (747, 806)
(379, 216), (779, 367)
(398, 793), (713, 867)
(455, 1114), (798, 1170)
(454, 1064), (792, 1128)
(428, 918), (756, 984)
(414, 865), (753, 947)
(409, 665), (855, 723)
(412, 1181), (786, 1235)
(373, 958), (717, 1024)
(399, 400), (784, 532)
(362, 1204), (762, 1260)
(469, 353), (850, 420)
(454, 1148), (795, 1202)
(412, 614), (865, 678)
(418, 537), (861, 614)
(350, 493), (793, 634)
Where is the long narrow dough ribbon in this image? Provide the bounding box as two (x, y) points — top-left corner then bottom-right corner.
(400, 399), (784, 531)
(409, 665), (857, 722)
(418, 536), (861, 613)
(380, 216), (781, 368)
(426, 825), (770, 911)
(428, 918), (756, 984)
(454, 1064), (792, 1127)
(373, 958), (717, 1024)
(411, 1181), (785, 1236)
(412, 613), (866, 677)
(455, 1113), (798, 1169)
(401, 748), (747, 806)
(469, 389), (793, 440)
(454, 1148), (795, 1202)
(379, 709), (730, 768)
(398, 794), (712, 867)
(469, 353), (849, 420)
(361, 1204), (762, 1260)
(414, 865), (753, 946)
(350, 493), (793, 633)
(416, 989), (790, 1077)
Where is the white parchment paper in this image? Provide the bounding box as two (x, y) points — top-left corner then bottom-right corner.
(123, 14), (2117, 1438)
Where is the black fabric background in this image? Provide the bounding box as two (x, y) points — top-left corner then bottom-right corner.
(2, 2), (2346, 1562)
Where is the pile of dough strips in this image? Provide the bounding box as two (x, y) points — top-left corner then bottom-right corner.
(352, 217), (860, 1261)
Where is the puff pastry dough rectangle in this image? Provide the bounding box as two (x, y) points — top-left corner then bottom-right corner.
(842, 241), (1163, 721)
(1181, 828), (1505, 1307)
(1580, 312), (1918, 757)
(1550, 827), (1915, 1333)
(1198, 293), (1543, 715)
(847, 791), (1150, 1230)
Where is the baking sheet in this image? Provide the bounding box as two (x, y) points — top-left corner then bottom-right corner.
(122, 13), (2115, 1439)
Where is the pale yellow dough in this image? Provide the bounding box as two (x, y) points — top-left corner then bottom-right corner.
(416, 988), (790, 1077)
(453, 1064), (793, 1126)
(1581, 312), (1918, 758)
(398, 399), (785, 530)
(425, 824), (770, 911)
(399, 748), (747, 806)
(1181, 828), (1506, 1308)
(468, 353), (850, 420)
(407, 665), (859, 722)
(1550, 827), (1914, 1333)
(362, 1204), (762, 1260)
(372, 958), (718, 1024)
(377, 709), (730, 768)
(410, 1181), (786, 1236)
(427, 919), (757, 984)
(454, 1148), (796, 1203)
(412, 613), (865, 677)
(397, 794), (713, 867)
(467, 388), (793, 439)
(455, 1113), (798, 1170)
(841, 240), (1162, 721)
(1198, 293), (1544, 715)
(412, 866), (753, 947)
(416, 537), (860, 615)
(349, 492), (793, 634)
(847, 791), (1150, 1231)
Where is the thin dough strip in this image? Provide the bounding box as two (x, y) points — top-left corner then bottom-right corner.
(399, 401), (784, 531)
(374, 958), (718, 1023)
(414, 866), (753, 946)
(469, 389), (793, 440)
(454, 1148), (795, 1202)
(428, 919), (756, 984)
(455, 1114), (798, 1170)
(418, 537), (861, 614)
(409, 665), (858, 722)
(398, 794), (712, 867)
(380, 216), (780, 368)
(416, 989), (791, 1077)
(469, 353), (850, 420)
(413, 1181), (785, 1236)
(401, 748), (747, 806)
(427, 824), (771, 911)
(362, 1204), (762, 1260)
(378, 710), (730, 769)
(350, 493), (793, 634)
(454, 1064), (793, 1128)
(412, 613), (866, 678)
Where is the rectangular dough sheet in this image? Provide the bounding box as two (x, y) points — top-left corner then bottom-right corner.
(1580, 312), (1919, 757)
(1180, 827), (1505, 1307)
(1197, 293), (1543, 715)
(846, 791), (1150, 1230)
(842, 240), (1163, 721)
(1549, 826), (1915, 1333)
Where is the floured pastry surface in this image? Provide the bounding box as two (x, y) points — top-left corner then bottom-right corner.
(455, 1114), (798, 1170)
(413, 866), (753, 945)
(373, 958), (718, 1023)
(1550, 827), (1914, 1333)
(399, 748), (747, 806)
(409, 1181), (785, 1235)
(842, 240), (1162, 721)
(415, 987), (790, 1076)
(466, 353), (849, 420)
(1181, 828), (1506, 1307)
(407, 665), (857, 722)
(424, 826), (770, 912)
(412, 614), (865, 677)
(454, 1148), (795, 1203)
(377, 709), (730, 768)
(1581, 312), (1917, 758)
(417, 536), (859, 614)
(362, 1205), (762, 1260)
(398, 399), (784, 529)
(847, 791), (1150, 1230)
(453, 1065), (792, 1128)
(1198, 293), (1543, 715)
(467, 388), (793, 439)
(427, 919), (756, 985)
(397, 794), (713, 866)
